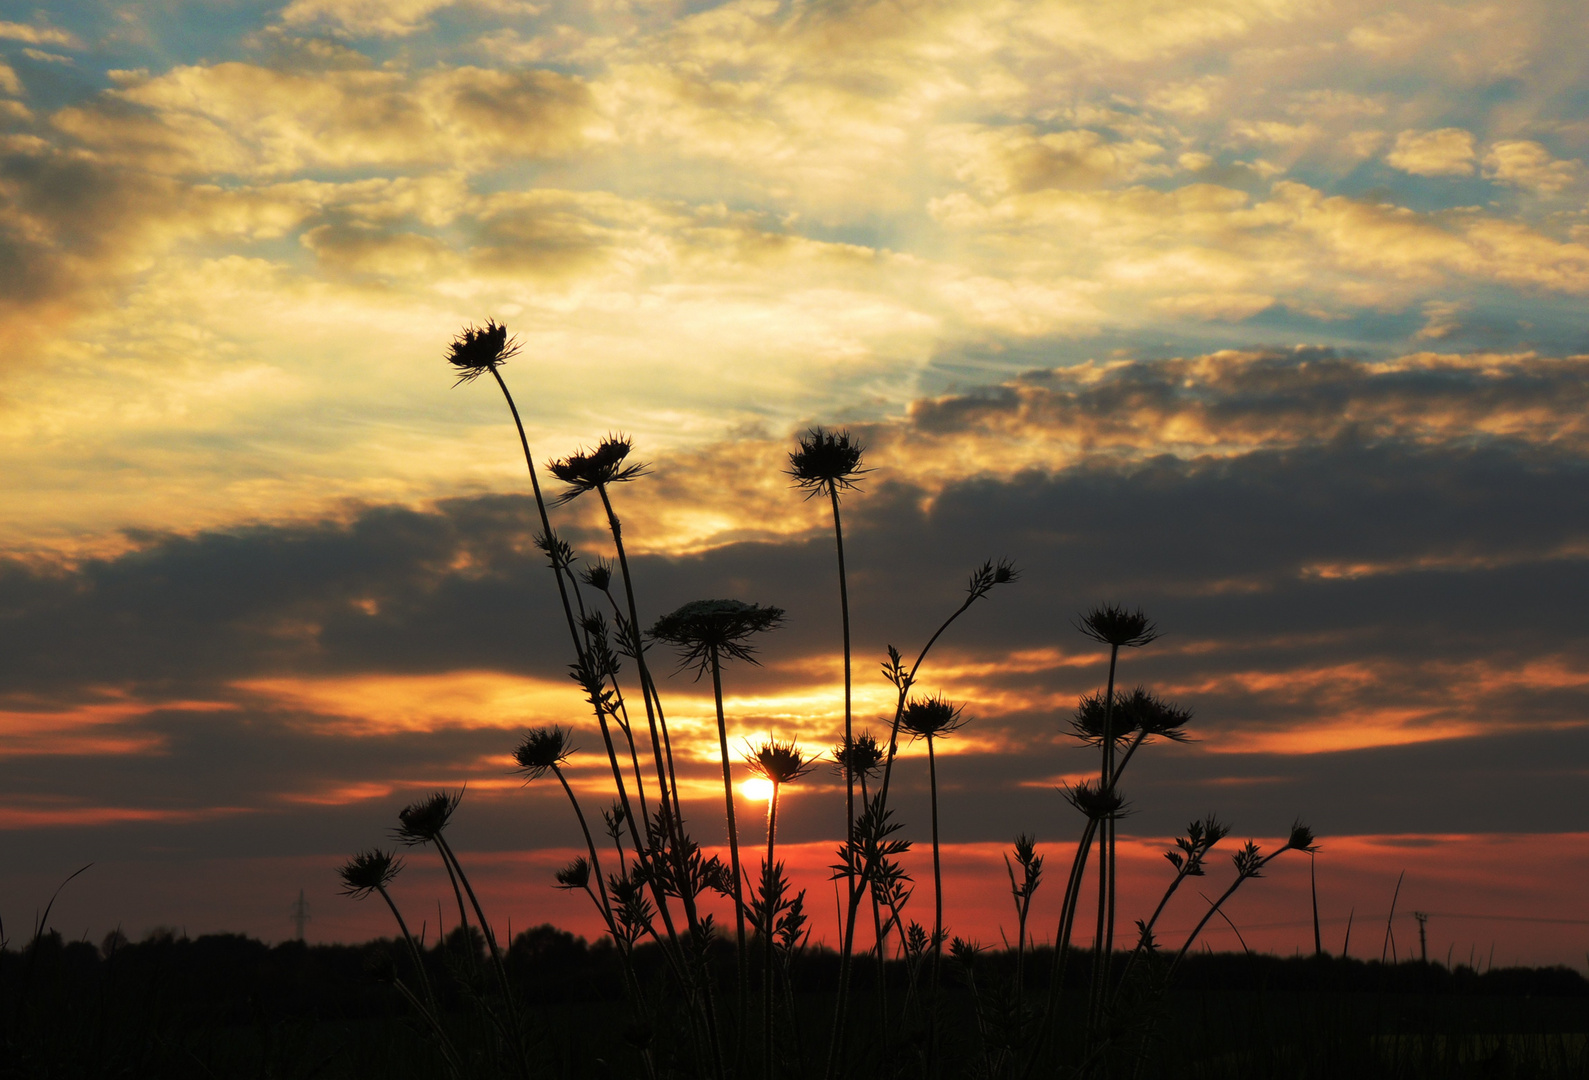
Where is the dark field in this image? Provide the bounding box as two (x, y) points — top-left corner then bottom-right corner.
(5, 925), (1588, 1079)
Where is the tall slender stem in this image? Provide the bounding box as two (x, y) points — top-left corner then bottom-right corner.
(764, 783), (781, 1080)
(828, 486), (854, 863)
(1025, 817), (1098, 1080)
(1091, 644), (1121, 1030)
(710, 650), (750, 1041)
(595, 484), (723, 1080)
(828, 586), (990, 1080)
(926, 731), (944, 1080)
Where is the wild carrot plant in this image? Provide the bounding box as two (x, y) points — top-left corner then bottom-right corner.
(332, 321), (1318, 1080)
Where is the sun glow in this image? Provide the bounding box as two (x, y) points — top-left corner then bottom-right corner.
(741, 777), (774, 802)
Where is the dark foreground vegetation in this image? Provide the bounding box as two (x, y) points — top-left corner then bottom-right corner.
(4, 926), (1588, 1079)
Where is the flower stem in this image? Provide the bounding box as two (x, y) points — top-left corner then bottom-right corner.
(710, 649), (750, 1049)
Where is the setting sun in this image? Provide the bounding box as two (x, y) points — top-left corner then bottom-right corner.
(741, 777), (775, 803)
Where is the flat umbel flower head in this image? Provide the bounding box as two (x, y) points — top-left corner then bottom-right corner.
(901, 693), (968, 741)
(787, 427), (868, 498)
(514, 726), (574, 780)
(1077, 604), (1160, 648)
(445, 320), (520, 384)
(744, 739), (817, 786)
(650, 599), (785, 674)
(832, 731), (884, 782)
(395, 790), (463, 846)
(339, 848), (402, 898)
(548, 435), (650, 503)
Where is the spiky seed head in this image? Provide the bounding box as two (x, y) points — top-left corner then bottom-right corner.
(901, 693), (968, 741)
(787, 427), (868, 498)
(1285, 821), (1317, 853)
(832, 732), (885, 781)
(580, 558), (613, 591)
(744, 739), (816, 786)
(339, 848), (402, 898)
(554, 856), (591, 891)
(548, 435), (650, 502)
(649, 599), (785, 673)
(1112, 687), (1193, 742)
(514, 726), (573, 780)
(395, 790), (462, 846)
(1070, 691), (1137, 746)
(1062, 779), (1125, 820)
(1077, 604), (1160, 649)
(445, 320), (520, 384)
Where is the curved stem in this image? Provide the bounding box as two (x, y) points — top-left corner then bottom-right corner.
(555, 765), (616, 928)
(488, 368), (582, 657)
(376, 885), (436, 1010)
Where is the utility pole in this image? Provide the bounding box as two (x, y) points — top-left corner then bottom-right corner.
(1413, 911), (1428, 963)
(291, 889), (311, 942)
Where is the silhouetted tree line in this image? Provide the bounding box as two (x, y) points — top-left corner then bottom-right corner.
(5, 925), (1589, 1079)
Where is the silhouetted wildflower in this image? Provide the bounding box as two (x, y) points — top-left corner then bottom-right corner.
(832, 732), (884, 782)
(395, 790), (462, 846)
(900, 694), (968, 741)
(744, 739), (817, 786)
(650, 599), (785, 674)
(1077, 604), (1160, 648)
(1071, 687), (1191, 745)
(514, 726), (574, 781)
(339, 848), (402, 898)
(445, 320), (520, 384)
(548, 435), (650, 503)
(1285, 821), (1318, 853)
(1063, 779), (1125, 820)
(580, 558), (613, 591)
(788, 427), (868, 498)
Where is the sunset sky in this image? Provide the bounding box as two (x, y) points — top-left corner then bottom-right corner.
(5, 0), (1589, 967)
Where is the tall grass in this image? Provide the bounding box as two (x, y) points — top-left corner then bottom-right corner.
(335, 321), (1318, 1079)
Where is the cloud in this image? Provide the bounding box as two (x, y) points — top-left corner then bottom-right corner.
(1483, 140), (1584, 194)
(278, 0), (465, 38)
(1386, 128), (1477, 177)
(53, 62), (595, 178)
(0, 21), (82, 49)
